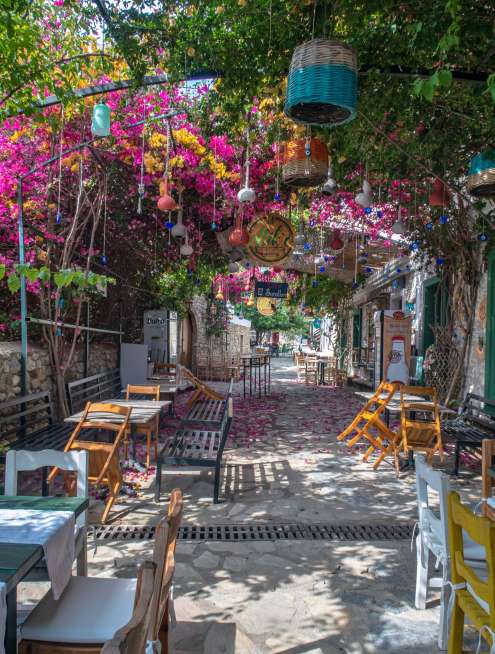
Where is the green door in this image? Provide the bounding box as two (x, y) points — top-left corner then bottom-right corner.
(352, 309), (362, 362)
(422, 276), (449, 355)
(485, 251), (495, 401)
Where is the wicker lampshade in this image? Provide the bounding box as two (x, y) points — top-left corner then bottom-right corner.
(285, 38), (358, 127)
(466, 150), (495, 197)
(282, 138), (328, 187)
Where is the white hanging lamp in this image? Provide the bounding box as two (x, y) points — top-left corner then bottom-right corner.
(171, 191), (186, 238)
(321, 164), (337, 195)
(237, 131), (256, 203)
(180, 230), (193, 256)
(355, 179), (372, 208)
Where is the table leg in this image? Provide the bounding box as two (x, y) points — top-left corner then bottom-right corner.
(264, 358), (267, 396)
(132, 424), (137, 460)
(76, 525), (88, 576)
(5, 587), (16, 654)
(249, 359), (252, 397)
(243, 361), (246, 398)
(258, 362), (261, 399)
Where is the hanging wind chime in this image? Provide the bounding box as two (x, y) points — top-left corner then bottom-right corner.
(158, 122), (177, 212)
(237, 129), (256, 203)
(91, 102), (111, 137)
(137, 106), (146, 215)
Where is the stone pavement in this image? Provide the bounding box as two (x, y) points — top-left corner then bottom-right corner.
(20, 357), (482, 653)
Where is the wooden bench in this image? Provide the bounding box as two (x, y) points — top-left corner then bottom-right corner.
(443, 393), (495, 475)
(155, 393), (233, 504)
(181, 379), (233, 430)
(0, 391), (73, 465)
(66, 368), (121, 414)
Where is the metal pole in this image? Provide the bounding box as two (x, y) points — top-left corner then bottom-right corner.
(17, 179), (28, 396)
(84, 301), (90, 378)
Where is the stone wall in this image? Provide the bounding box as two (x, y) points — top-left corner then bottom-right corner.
(190, 297), (251, 377)
(0, 341), (118, 410)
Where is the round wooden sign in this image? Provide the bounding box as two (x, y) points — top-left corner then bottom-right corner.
(257, 297), (276, 316)
(246, 213), (295, 266)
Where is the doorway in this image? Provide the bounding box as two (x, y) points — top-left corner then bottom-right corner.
(422, 276), (449, 355)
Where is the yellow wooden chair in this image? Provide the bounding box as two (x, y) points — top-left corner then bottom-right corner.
(181, 366), (224, 409)
(337, 381), (400, 473)
(447, 491), (495, 654)
(125, 384), (161, 469)
(481, 439), (495, 522)
(399, 385), (444, 464)
(304, 356), (319, 385)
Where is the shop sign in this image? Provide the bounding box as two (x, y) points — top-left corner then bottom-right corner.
(254, 281), (288, 299)
(383, 312), (412, 385)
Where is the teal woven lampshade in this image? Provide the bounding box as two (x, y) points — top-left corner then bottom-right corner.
(467, 149), (495, 197)
(285, 38), (358, 126)
(91, 103), (111, 137)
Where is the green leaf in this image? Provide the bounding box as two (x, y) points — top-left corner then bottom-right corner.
(7, 274), (20, 293)
(0, 264), (5, 281)
(25, 267), (40, 282)
(38, 267), (50, 282)
(421, 79), (435, 102)
(437, 69), (453, 88)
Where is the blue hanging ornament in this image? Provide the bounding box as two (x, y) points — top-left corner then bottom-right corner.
(56, 327), (62, 337)
(312, 280), (319, 288)
(324, 255), (329, 262)
(165, 220), (174, 230)
(319, 266), (325, 273)
(376, 210), (383, 218)
(91, 103), (111, 137)
(426, 222), (434, 230)
(58, 297), (64, 309)
(440, 214), (448, 225)
(56, 212), (62, 225)
(365, 267), (372, 274)
(309, 219), (316, 228)
(479, 232), (488, 242)
(352, 282), (359, 289)
(211, 221), (217, 231)
(410, 241), (420, 251)
(101, 255), (108, 265)
(303, 242), (311, 251)
(436, 257), (445, 265)
(364, 207), (372, 214)
(274, 192), (281, 201)
(396, 268), (401, 273)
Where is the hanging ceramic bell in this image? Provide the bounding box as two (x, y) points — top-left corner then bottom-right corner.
(215, 286), (224, 301)
(329, 229), (344, 251)
(228, 261), (240, 273)
(228, 214), (250, 247)
(91, 103), (111, 137)
(428, 179), (451, 207)
(355, 180), (372, 207)
(180, 231), (193, 256)
(321, 166), (337, 195)
(237, 186), (256, 203)
(157, 179), (177, 212)
(171, 205), (186, 238)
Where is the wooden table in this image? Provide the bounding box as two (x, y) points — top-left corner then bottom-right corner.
(0, 496), (88, 654)
(65, 399), (171, 458)
(241, 354), (271, 399)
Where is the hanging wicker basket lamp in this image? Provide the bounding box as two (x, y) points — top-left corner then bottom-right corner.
(282, 137), (328, 187)
(466, 150), (495, 198)
(285, 38), (358, 127)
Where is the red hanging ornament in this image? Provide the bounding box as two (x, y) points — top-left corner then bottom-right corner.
(329, 229), (344, 251)
(428, 179), (451, 207)
(157, 179), (177, 212)
(228, 213), (249, 247)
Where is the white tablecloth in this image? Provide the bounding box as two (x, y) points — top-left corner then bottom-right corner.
(0, 509), (75, 599)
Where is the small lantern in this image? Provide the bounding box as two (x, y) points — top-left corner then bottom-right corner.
(91, 103), (111, 137)
(282, 138), (328, 187)
(228, 214), (249, 247)
(428, 179), (450, 207)
(466, 150), (495, 197)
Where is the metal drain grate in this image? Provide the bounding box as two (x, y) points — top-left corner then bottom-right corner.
(93, 522), (414, 542)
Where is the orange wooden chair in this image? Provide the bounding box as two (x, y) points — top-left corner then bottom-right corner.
(60, 402), (131, 523)
(398, 385), (444, 464)
(125, 384), (161, 468)
(337, 381), (400, 472)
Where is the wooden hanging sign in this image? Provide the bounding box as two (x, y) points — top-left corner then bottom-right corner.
(246, 213), (295, 266)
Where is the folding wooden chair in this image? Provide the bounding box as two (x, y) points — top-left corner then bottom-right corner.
(399, 385), (444, 464)
(60, 402), (131, 523)
(294, 353), (305, 382)
(181, 366), (225, 409)
(447, 492), (495, 654)
(125, 385), (161, 468)
(337, 381), (400, 473)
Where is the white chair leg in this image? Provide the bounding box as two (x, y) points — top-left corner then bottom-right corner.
(438, 565), (449, 650)
(415, 534), (429, 609)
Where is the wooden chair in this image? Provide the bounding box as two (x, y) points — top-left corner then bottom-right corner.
(100, 562), (156, 654)
(125, 385), (161, 469)
(447, 491), (495, 654)
(59, 402), (131, 524)
(181, 366), (225, 409)
(304, 356), (318, 385)
(5, 449), (89, 576)
(294, 353), (305, 382)
(337, 381), (400, 472)
(323, 357), (337, 386)
(399, 385), (443, 464)
(482, 439), (495, 521)
(19, 490), (183, 654)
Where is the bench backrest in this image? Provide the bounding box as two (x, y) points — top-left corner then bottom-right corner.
(67, 368), (121, 414)
(461, 393), (495, 432)
(217, 391), (234, 461)
(0, 390), (55, 444)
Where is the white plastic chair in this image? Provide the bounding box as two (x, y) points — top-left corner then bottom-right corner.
(414, 454), (486, 650)
(5, 449), (89, 575)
